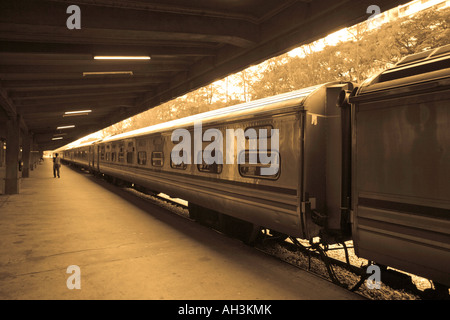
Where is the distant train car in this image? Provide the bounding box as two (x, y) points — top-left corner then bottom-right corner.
(349, 45), (450, 288)
(62, 141), (96, 170)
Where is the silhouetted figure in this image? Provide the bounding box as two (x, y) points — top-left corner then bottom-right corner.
(53, 153), (61, 178)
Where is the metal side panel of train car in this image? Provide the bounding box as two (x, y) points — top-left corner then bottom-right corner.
(98, 107), (304, 238)
(350, 45), (450, 286)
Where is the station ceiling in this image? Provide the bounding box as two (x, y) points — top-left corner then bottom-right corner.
(0, 0), (408, 150)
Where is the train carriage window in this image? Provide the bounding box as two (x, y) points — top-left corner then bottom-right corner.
(111, 152), (116, 162)
(170, 152), (186, 170)
(126, 141), (134, 164)
(170, 161), (186, 170)
(127, 152), (133, 164)
(196, 150), (223, 174)
(100, 146), (106, 160)
(152, 151), (164, 167)
(118, 144), (125, 163)
(138, 151), (147, 165)
(238, 150), (280, 179)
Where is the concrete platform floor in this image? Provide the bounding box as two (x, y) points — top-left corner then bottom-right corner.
(0, 160), (363, 300)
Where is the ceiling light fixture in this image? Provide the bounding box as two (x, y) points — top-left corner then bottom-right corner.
(65, 110), (92, 114)
(64, 110), (92, 117)
(52, 137), (64, 140)
(57, 125), (75, 130)
(83, 71), (133, 76)
(94, 56), (150, 60)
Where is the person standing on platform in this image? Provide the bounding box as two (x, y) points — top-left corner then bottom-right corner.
(53, 153), (61, 178)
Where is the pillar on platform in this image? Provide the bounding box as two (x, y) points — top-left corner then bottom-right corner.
(5, 116), (20, 194)
(21, 133), (32, 178)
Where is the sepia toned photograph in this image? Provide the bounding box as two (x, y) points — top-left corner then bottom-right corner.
(0, 0), (449, 308)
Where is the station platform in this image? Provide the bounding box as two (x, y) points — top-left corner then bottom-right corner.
(0, 160), (363, 300)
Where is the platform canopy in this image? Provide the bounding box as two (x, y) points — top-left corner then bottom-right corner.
(0, 0), (409, 150)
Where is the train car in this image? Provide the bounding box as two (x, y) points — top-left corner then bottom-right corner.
(61, 140), (98, 171)
(349, 45), (450, 288)
(76, 82), (354, 244)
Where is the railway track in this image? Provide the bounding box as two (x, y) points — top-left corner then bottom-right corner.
(121, 185), (449, 300)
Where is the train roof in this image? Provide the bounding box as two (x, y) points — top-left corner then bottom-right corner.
(101, 82), (329, 143)
(353, 44), (450, 100)
(62, 139), (102, 151)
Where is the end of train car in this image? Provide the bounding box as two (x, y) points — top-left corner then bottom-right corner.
(350, 45), (450, 288)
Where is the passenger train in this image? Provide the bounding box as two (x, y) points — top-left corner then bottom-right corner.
(60, 45), (450, 291)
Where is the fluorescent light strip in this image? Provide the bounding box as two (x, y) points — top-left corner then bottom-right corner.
(83, 71), (133, 76)
(52, 137), (64, 140)
(65, 110), (92, 115)
(63, 110), (92, 117)
(94, 56), (150, 60)
(57, 125), (75, 130)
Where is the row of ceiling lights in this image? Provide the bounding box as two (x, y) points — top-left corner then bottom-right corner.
(52, 56), (151, 141)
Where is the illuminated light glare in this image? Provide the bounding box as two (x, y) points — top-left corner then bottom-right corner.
(64, 110), (92, 115)
(94, 56), (150, 60)
(63, 110), (92, 117)
(57, 125), (75, 130)
(52, 137), (64, 140)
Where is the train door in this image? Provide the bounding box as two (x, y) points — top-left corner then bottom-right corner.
(89, 145), (94, 170)
(96, 145), (100, 171)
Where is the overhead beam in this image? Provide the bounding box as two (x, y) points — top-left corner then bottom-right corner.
(4, 78), (165, 92)
(0, 41), (217, 57)
(0, 84), (28, 133)
(15, 93), (140, 107)
(17, 98), (136, 114)
(0, 63), (189, 74)
(0, 71), (172, 81)
(47, 0), (262, 23)
(10, 87), (152, 100)
(0, 84), (16, 117)
(0, 0), (259, 47)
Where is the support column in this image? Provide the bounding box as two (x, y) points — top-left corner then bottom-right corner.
(22, 133), (31, 178)
(5, 116), (20, 194)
